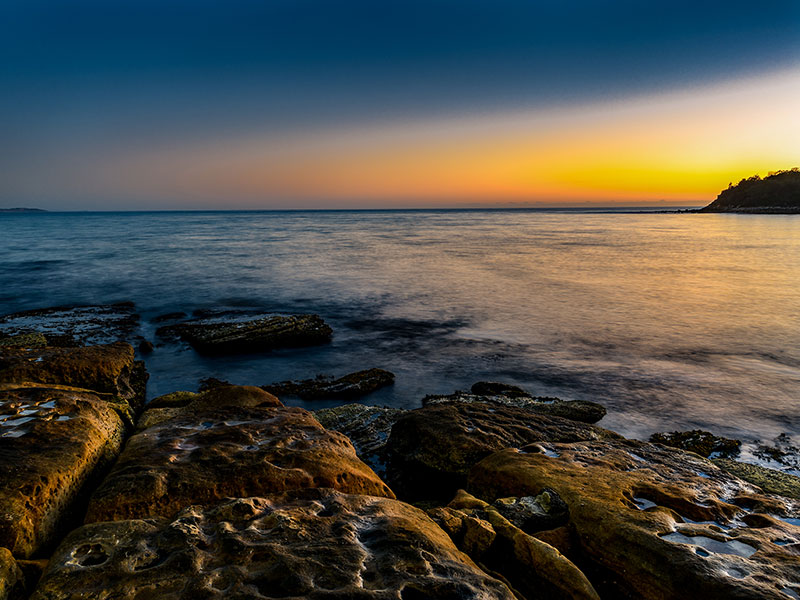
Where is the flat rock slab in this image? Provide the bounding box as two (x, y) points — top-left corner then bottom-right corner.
(263, 368), (394, 400)
(0, 343), (146, 414)
(0, 386), (126, 558)
(314, 403), (405, 479)
(86, 386), (394, 522)
(469, 440), (800, 600)
(385, 401), (620, 500)
(713, 459), (800, 500)
(157, 314), (332, 355)
(423, 391), (607, 424)
(0, 303), (139, 347)
(34, 490), (515, 600)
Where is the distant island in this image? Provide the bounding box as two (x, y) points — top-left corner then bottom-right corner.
(0, 207), (48, 213)
(700, 169), (800, 213)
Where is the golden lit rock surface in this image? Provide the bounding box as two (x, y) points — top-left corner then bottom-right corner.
(34, 490), (514, 600)
(86, 386), (394, 522)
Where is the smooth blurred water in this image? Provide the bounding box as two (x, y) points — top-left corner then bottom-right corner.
(1, 209), (798, 455)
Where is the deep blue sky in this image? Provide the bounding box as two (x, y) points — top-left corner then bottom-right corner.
(1, 1), (799, 208)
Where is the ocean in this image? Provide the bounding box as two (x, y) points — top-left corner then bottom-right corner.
(1, 209), (798, 468)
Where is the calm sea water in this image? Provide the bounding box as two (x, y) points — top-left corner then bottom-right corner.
(1, 209), (798, 465)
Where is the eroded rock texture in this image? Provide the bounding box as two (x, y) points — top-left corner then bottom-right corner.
(385, 401), (620, 500)
(157, 314), (332, 355)
(0, 343), (146, 414)
(86, 386), (394, 522)
(0, 547), (24, 600)
(468, 440), (800, 600)
(0, 386), (126, 558)
(34, 491), (515, 600)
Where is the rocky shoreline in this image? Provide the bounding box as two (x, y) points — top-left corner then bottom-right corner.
(0, 304), (798, 599)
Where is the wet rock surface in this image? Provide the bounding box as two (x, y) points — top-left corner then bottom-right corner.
(156, 313), (332, 355)
(0, 303), (139, 347)
(313, 403), (405, 479)
(0, 386), (127, 558)
(263, 368), (395, 400)
(424, 381), (607, 425)
(713, 459), (800, 500)
(34, 490), (515, 600)
(650, 429), (741, 458)
(385, 401), (620, 501)
(468, 440), (800, 600)
(86, 386), (394, 522)
(0, 343), (146, 414)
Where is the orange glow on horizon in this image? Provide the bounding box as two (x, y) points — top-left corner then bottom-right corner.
(87, 67), (800, 208)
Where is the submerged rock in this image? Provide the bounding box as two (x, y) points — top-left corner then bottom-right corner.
(85, 385), (394, 522)
(313, 403), (405, 478)
(423, 390), (607, 424)
(0, 303), (140, 347)
(156, 314), (332, 355)
(470, 381), (533, 398)
(34, 490), (515, 600)
(0, 386), (127, 558)
(385, 401), (620, 501)
(0, 343), (147, 414)
(650, 429), (741, 458)
(468, 439), (800, 600)
(264, 368), (395, 400)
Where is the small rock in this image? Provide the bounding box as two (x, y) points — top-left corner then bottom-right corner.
(150, 312), (187, 324)
(470, 381), (532, 398)
(157, 314), (332, 355)
(264, 368), (395, 400)
(197, 377), (232, 392)
(137, 340), (154, 354)
(649, 429), (741, 458)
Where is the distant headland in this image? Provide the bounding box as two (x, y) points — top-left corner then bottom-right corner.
(0, 207), (47, 213)
(700, 169), (800, 213)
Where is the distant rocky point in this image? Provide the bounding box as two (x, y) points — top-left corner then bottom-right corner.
(0, 207), (47, 213)
(700, 169), (800, 213)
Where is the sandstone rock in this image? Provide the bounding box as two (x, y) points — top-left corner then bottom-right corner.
(313, 403), (404, 479)
(0, 386), (126, 558)
(33, 490), (515, 600)
(650, 429), (741, 458)
(468, 440), (800, 600)
(0, 547), (24, 600)
(0, 343), (146, 414)
(0, 303), (139, 347)
(263, 368), (394, 401)
(713, 459), (800, 500)
(157, 314), (332, 355)
(86, 386), (394, 522)
(0, 333), (47, 350)
(428, 491), (600, 600)
(423, 390), (606, 424)
(385, 401), (619, 501)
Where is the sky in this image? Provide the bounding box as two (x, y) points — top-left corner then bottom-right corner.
(1, 0), (799, 209)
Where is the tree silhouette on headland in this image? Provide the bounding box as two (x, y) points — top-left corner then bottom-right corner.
(701, 169), (800, 213)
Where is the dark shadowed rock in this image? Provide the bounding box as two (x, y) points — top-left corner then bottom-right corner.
(468, 440), (800, 600)
(0, 386), (127, 558)
(156, 314), (332, 355)
(150, 311), (187, 324)
(0, 547), (24, 600)
(650, 429), (741, 458)
(470, 381), (531, 398)
(0, 343), (146, 414)
(385, 401), (620, 501)
(423, 391), (606, 424)
(264, 368), (394, 401)
(137, 340), (154, 354)
(86, 386), (394, 522)
(313, 403), (405, 479)
(429, 490), (600, 600)
(34, 490), (515, 600)
(0, 303), (139, 347)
